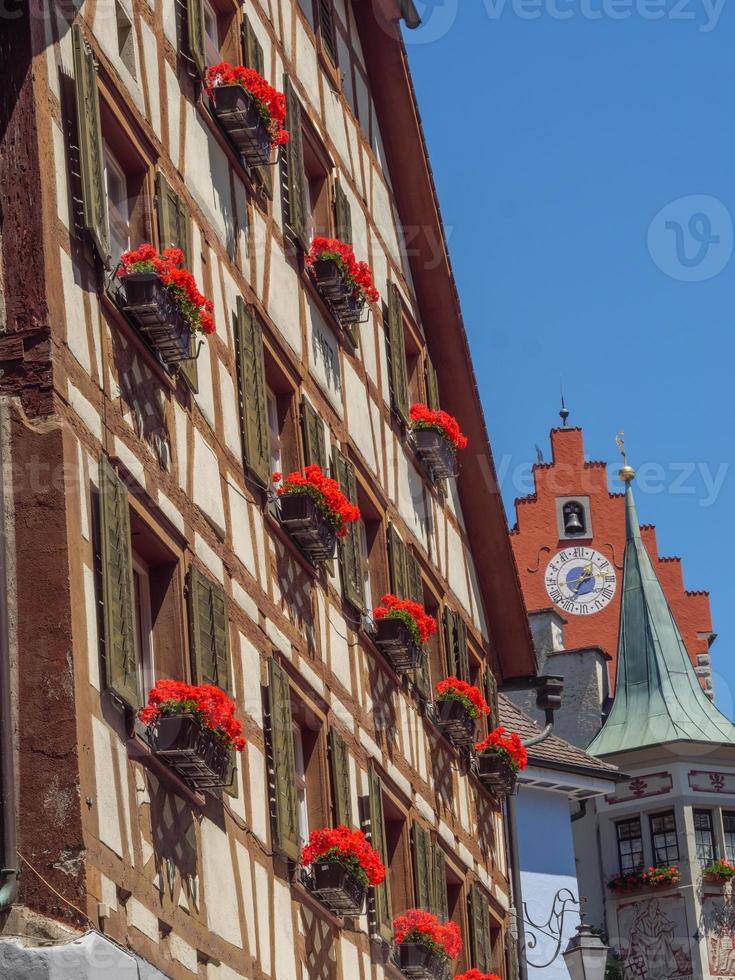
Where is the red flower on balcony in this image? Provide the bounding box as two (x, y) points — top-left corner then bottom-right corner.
(139, 680), (246, 751)
(435, 677), (490, 720)
(373, 594), (437, 647)
(119, 244), (215, 335)
(409, 404), (467, 451)
(475, 726), (528, 772)
(274, 465), (360, 537)
(307, 237), (380, 306)
(301, 826), (386, 887)
(204, 62), (289, 146)
(393, 909), (462, 960)
(455, 972), (503, 980)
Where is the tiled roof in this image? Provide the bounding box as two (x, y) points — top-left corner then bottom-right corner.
(499, 695), (619, 778)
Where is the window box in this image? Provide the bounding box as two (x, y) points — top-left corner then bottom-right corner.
(477, 752), (517, 798)
(396, 942), (447, 980)
(146, 714), (233, 791)
(374, 617), (425, 673)
(434, 697), (475, 748)
(308, 860), (367, 916)
(210, 84), (273, 167)
(311, 258), (365, 331)
(278, 492), (337, 563)
(120, 272), (193, 366)
(412, 428), (458, 480)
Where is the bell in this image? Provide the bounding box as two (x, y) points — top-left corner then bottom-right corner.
(564, 510), (584, 535)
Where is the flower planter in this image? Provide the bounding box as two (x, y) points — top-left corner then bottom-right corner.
(279, 491), (337, 562)
(477, 752), (517, 797)
(120, 272), (193, 365)
(311, 258), (366, 330)
(435, 698), (476, 748)
(396, 943), (447, 980)
(146, 714), (233, 791)
(210, 84), (273, 167)
(704, 873), (733, 885)
(374, 618), (425, 673)
(412, 428), (458, 480)
(309, 860), (367, 915)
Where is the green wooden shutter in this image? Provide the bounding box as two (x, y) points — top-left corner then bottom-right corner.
(432, 844), (449, 921)
(267, 658), (300, 861)
(470, 884), (492, 973)
(187, 565), (232, 694)
(334, 179), (352, 243)
(443, 608), (459, 677)
(99, 457), (140, 707)
(318, 0), (338, 64)
(241, 18), (272, 197)
(235, 298), (271, 486)
(386, 282), (409, 424)
(411, 822), (433, 911)
(387, 523), (407, 599)
(367, 761), (392, 941)
(406, 549), (423, 604)
(506, 929), (521, 980)
(328, 727), (352, 827)
(72, 25), (110, 264)
(301, 398), (327, 470)
(281, 76), (308, 250)
(186, 0), (206, 75)
(456, 616), (469, 683)
(485, 665), (499, 730)
(425, 354), (440, 411)
(332, 448), (365, 611)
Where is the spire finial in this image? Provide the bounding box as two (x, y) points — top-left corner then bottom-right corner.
(616, 430), (636, 482)
(559, 385), (569, 427)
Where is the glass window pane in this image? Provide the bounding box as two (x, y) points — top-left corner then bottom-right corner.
(695, 810), (715, 864)
(650, 811), (679, 866)
(617, 818), (643, 874)
(724, 813), (735, 862)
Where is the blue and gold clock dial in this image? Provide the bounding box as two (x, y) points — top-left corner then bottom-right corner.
(544, 547), (617, 616)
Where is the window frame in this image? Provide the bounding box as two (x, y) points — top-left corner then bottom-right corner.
(724, 811), (735, 863)
(694, 809), (716, 864)
(616, 816), (644, 874)
(132, 551), (155, 699)
(649, 810), (680, 867)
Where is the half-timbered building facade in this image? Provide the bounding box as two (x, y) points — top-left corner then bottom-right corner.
(0, 0), (537, 976)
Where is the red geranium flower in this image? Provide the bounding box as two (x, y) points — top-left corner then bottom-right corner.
(307, 236), (380, 306)
(393, 909), (462, 960)
(373, 594), (437, 647)
(475, 726), (528, 772)
(204, 62), (289, 146)
(409, 403), (467, 452)
(119, 245), (215, 335)
(435, 676), (490, 720)
(301, 826), (386, 886)
(274, 465), (360, 537)
(455, 972), (503, 980)
(139, 679), (245, 752)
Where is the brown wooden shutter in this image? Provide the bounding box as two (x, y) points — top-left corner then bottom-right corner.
(186, 0), (206, 75)
(318, 0), (338, 64)
(281, 76), (309, 250)
(470, 883), (492, 973)
(235, 297), (271, 486)
(485, 665), (499, 729)
(267, 657), (300, 861)
(334, 179), (352, 244)
(241, 18), (272, 197)
(386, 282), (409, 424)
(99, 457), (140, 707)
(72, 25), (110, 265)
(432, 844), (449, 921)
(387, 523), (407, 599)
(367, 761), (392, 941)
(425, 354), (440, 411)
(411, 822), (433, 911)
(332, 448), (365, 611)
(187, 565), (232, 694)
(301, 398), (327, 470)
(328, 727), (352, 827)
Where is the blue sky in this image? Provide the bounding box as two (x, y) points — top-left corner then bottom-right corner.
(404, 0), (735, 716)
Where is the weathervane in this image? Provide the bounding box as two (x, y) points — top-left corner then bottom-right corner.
(616, 431), (636, 482)
(560, 385), (569, 427)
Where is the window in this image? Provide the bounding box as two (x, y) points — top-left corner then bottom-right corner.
(203, 0), (220, 66)
(104, 145), (131, 268)
(650, 811), (679, 866)
(266, 386), (282, 475)
(302, 123), (332, 240)
(290, 697), (328, 849)
(115, 0), (136, 77)
(293, 722), (309, 847)
(99, 105), (149, 270)
(263, 351), (299, 477)
(694, 810), (716, 864)
(355, 490), (385, 615)
(383, 794), (410, 917)
(724, 813), (735, 862)
(359, 523), (372, 611)
(616, 818), (644, 873)
(445, 869), (468, 975)
(296, 0), (338, 67)
(132, 553), (155, 698)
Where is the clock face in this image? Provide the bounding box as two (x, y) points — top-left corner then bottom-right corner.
(544, 547), (617, 616)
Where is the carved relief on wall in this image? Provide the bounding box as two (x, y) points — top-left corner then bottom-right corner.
(617, 896), (693, 979)
(703, 894), (735, 976)
(605, 772), (673, 805)
(689, 771), (734, 794)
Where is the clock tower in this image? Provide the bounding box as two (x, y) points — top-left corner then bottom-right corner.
(510, 424), (715, 697)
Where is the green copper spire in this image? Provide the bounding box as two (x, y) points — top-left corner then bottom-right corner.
(588, 478), (735, 757)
